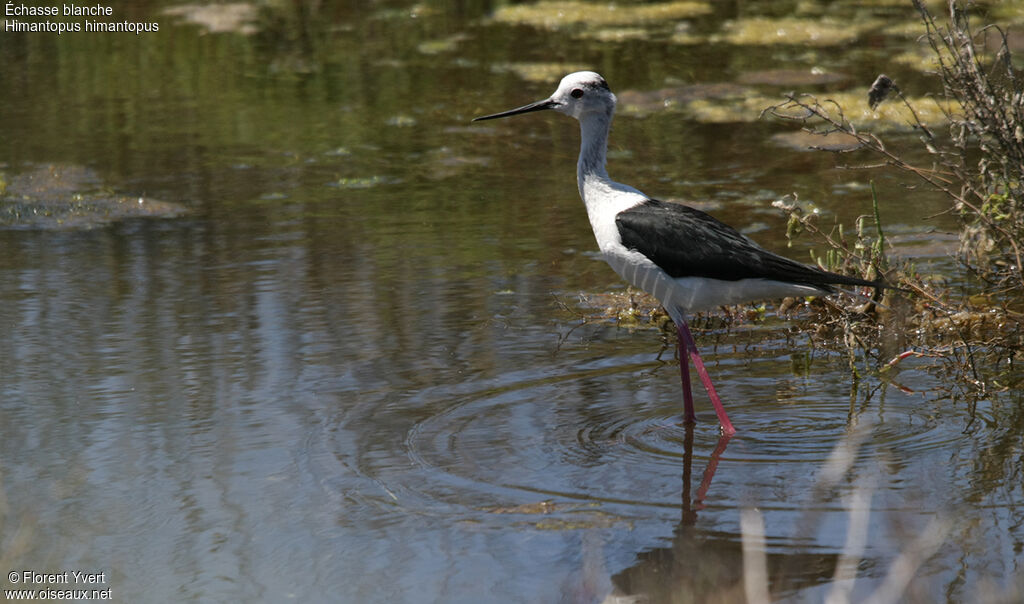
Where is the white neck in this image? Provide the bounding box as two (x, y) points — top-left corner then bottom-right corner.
(576, 112), (612, 199)
(572, 109), (649, 256)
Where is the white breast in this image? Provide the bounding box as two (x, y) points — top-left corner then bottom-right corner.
(579, 174), (646, 251)
(580, 174), (700, 316)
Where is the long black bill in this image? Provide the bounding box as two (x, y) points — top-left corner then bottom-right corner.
(472, 98), (558, 121)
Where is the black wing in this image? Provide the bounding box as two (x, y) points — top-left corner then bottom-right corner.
(615, 199), (880, 289)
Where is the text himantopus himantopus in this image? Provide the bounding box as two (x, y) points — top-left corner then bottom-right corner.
(474, 71), (885, 435)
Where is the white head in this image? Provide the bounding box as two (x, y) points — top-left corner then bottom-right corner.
(474, 71), (616, 123)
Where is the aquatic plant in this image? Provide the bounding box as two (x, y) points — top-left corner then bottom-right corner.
(770, 1), (1024, 290)
(757, 1), (1024, 400)
(715, 16), (882, 47)
(914, 0), (1024, 290)
(488, 0), (710, 30)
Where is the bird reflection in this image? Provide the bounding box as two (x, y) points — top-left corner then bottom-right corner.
(609, 427), (838, 603)
(680, 424), (731, 527)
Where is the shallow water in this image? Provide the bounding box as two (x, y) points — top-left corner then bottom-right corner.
(1, 1), (1022, 602)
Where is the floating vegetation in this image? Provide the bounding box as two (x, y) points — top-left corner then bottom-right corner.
(491, 62), (592, 83)
(370, 3), (436, 20)
(880, 19), (928, 37)
(161, 2), (260, 35)
(890, 44), (994, 75)
(736, 68), (850, 87)
(385, 114), (417, 127)
(617, 83), (750, 116)
(257, 192), (288, 202)
(986, 2), (1024, 26)
(891, 37), (968, 73)
(577, 27), (650, 42)
(330, 175), (399, 189)
(853, 0), (942, 7)
(668, 21), (702, 44)
(770, 130), (863, 152)
(693, 90), (952, 129)
(715, 17), (882, 46)
(530, 513), (626, 531)
(686, 95), (782, 123)
(0, 164), (186, 229)
(489, 0), (710, 30)
(572, 291), (668, 329)
(416, 33), (470, 55)
(481, 500), (597, 514)
(424, 147), (491, 179)
(478, 500), (629, 530)
(891, 49), (939, 71)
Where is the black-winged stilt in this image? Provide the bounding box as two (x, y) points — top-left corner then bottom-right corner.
(474, 71), (885, 435)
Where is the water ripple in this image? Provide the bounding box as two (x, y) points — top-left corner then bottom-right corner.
(382, 353), (975, 515)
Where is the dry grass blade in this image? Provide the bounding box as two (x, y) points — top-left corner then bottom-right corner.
(825, 477), (876, 604)
(860, 516), (951, 604)
(741, 508), (770, 604)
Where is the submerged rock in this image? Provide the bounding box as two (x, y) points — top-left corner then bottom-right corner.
(0, 164), (187, 229)
(770, 130), (863, 152)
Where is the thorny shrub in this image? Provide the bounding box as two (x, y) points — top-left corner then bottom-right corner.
(760, 0), (1024, 397)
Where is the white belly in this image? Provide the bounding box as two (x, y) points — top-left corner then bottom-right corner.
(602, 248), (825, 319)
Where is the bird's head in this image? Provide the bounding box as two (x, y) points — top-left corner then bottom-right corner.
(473, 71), (616, 123)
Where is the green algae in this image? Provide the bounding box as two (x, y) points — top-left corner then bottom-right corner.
(881, 19), (928, 37)
(770, 130), (863, 152)
(668, 28), (703, 44)
(370, 3), (436, 20)
(332, 175), (396, 189)
(491, 62), (592, 83)
(530, 513), (627, 530)
(489, 0), (711, 30)
(715, 17), (883, 46)
(161, 2), (260, 35)
(417, 33), (470, 55)
(986, 1), (1024, 25)
(686, 95), (780, 123)
(0, 164), (186, 229)
(617, 83), (751, 116)
(892, 50), (941, 71)
(577, 27), (651, 42)
(736, 68), (850, 87)
(853, 0), (942, 6)
(424, 147), (491, 180)
(692, 91), (954, 130)
(385, 114), (417, 127)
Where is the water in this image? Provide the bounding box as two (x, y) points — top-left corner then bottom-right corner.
(1, 1), (1022, 602)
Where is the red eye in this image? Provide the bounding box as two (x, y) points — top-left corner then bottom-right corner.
(570, 88), (584, 99)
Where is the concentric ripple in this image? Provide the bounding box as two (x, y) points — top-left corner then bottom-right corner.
(385, 353), (976, 516)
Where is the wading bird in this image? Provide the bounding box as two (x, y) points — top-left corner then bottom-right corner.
(474, 71), (885, 434)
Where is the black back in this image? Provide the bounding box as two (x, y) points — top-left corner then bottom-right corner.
(615, 199), (881, 290)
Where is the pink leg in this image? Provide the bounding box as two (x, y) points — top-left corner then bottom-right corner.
(677, 320), (736, 435)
